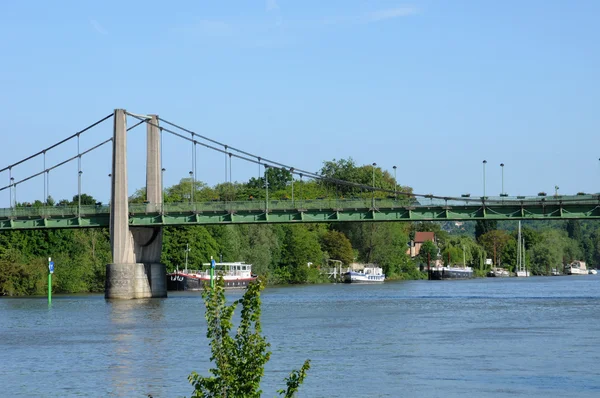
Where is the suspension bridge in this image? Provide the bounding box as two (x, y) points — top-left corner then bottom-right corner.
(1, 109), (599, 299)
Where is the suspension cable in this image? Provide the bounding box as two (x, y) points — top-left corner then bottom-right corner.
(130, 113), (578, 204)
(129, 113), (437, 199)
(0, 113), (113, 174)
(0, 138), (112, 192)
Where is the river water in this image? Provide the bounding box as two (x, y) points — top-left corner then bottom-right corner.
(1, 276), (600, 397)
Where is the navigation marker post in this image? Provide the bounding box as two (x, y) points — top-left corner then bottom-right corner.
(48, 257), (54, 304)
(210, 256), (216, 288)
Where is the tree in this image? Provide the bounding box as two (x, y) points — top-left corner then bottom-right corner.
(321, 230), (354, 265)
(441, 245), (463, 265)
(418, 240), (438, 266)
(161, 226), (220, 271)
(71, 193), (96, 205)
(478, 230), (511, 267)
(475, 220), (498, 241)
(247, 168), (291, 193)
(188, 277), (310, 397)
(280, 225), (324, 283)
(566, 220), (582, 241)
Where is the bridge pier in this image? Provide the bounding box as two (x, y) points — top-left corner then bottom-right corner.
(105, 110), (167, 299)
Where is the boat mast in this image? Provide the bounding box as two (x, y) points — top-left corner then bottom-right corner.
(523, 239), (526, 275)
(185, 243), (190, 272)
(517, 221), (521, 273)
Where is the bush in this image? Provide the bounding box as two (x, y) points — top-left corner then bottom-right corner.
(188, 276), (310, 397)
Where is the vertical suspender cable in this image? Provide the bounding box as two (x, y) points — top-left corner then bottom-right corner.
(257, 157), (261, 179)
(191, 133), (195, 202)
(8, 167), (12, 208)
(224, 145), (228, 191)
(160, 127), (164, 203)
(77, 134), (81, 216)
(229, 153), (232, 200)
(194, 141), (197, 196)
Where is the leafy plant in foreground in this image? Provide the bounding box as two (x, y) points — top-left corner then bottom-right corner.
(188, 276), (310, 397)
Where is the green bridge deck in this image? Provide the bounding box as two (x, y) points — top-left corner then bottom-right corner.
(1, 195), (599, 230)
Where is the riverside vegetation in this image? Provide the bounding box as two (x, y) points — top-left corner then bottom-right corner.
(2, 158), (600, 295)
(188, 276), (310, 398)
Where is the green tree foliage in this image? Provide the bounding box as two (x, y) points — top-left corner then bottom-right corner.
(280, 225), (324, 283)
(418, 240), (438, 266)
(161, 226), (220, 271)
(321, 230), (354, 265)
(441, 245), (463, 265)
(319, 158), (408, 199)
(247, 167), (291, 193)
(475, 220), (498, 241)
(71, 193), (97, 205)
(188, 277), (310, 397)
(528, 230), (582, 275)
(566, 220), (582, 241)
(478, 230), (511, 267)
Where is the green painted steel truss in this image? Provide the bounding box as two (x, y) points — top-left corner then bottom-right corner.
(1, 196), (599, 230)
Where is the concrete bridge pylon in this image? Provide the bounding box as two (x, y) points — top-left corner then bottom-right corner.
(105, 109), (167, 299)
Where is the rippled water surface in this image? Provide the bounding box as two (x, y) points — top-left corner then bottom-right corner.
(2, 276), (600, 397)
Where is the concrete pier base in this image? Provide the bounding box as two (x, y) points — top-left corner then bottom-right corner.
(105, 263), (167, 299)
(105, 263), (152, 299)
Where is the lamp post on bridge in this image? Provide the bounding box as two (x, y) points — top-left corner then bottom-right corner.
(482, 160), (487, 199)
(189, 171), (194, 208)
(555, 185), (560, 197)
(500, 163), (505, 196)
(372, 162), (377, 208)
(393, 165), (397, 199)
(290, 167), (295, 207)
(161, 168), (166, 213)
(10, 176), (14, 209)
(78, 170), (83, 217)
(265, 165), (269, 213)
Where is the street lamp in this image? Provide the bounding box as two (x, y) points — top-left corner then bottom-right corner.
(189, 171), (194, 204)
(10, 177), (14, 209)
(265, 165), (269, 212)
(161, 168), (166, 211)
(78, 170), (83, 216)
(372, 162), (377, 208)
(393, 165), (397, 198)
(290, 167), (295, 207)
(500, 163), (505, 196)
(555, 185), (560, 196)
(482, 160), (487, 198)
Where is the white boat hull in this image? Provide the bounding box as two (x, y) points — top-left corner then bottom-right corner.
(342, 271), (385, 283)
(566, 268), (588, 275)
(515, 270), (529, 277)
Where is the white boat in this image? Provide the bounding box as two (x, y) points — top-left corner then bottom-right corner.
(487, 268), (510, 277)
(589, 269), (598, 275)
(342, 266), (385, 283)
(515, 221), (529, 277)
(564, 261), (588, 275)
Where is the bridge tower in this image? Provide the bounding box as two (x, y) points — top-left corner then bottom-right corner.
(105, 109), (167, 299)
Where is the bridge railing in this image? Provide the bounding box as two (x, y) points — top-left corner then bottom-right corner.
(0, 205), (108, 218)
(1, 194), (598, 219)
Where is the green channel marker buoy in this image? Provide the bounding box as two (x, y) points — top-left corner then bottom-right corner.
(48, 257), (54, 305)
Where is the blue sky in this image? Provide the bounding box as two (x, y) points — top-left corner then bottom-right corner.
(1, 0), (599, 205)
